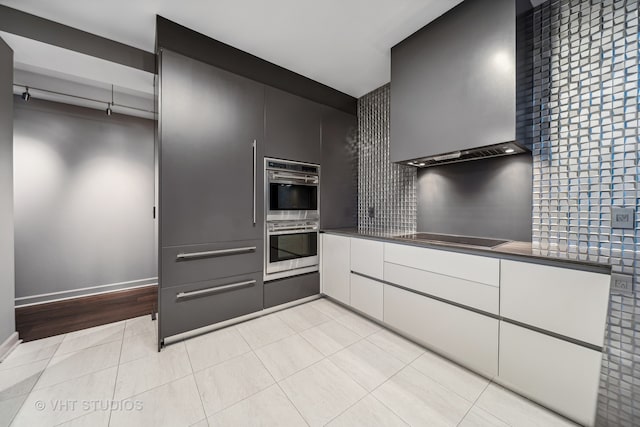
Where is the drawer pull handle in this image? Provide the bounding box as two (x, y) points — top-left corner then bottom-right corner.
(176, 246), (257, 260)
(176, 280), (256, 301)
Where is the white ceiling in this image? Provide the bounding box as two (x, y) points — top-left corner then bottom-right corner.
(0, 0), (463, 97)
(0, 32), (155, 95)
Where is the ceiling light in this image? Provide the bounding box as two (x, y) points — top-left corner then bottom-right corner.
(504, 147), (515, 154)
(432, 151), (462, 162)
(417, 163), (426, 167)
(21, 87), (30, 101)
(106, 84), (114, 116)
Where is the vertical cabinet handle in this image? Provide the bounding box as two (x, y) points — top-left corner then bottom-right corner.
(252, 140), (257, 225)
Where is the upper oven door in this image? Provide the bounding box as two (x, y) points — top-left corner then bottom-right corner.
(267, 170), (319, 220)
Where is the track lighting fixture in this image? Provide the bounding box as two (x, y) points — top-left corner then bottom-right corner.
(21, 87), (30, 101)
(105, 85), (114, 116)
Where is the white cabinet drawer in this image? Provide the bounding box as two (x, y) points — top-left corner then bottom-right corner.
(384, 243), (499, 286)
(350, 274), (383, 321)
(498, 322), (602, 427)
(500, 260), (610, 346)
(321, 234), (350, 304)
(384, 284), (498, 377)
(350, 238), (384, 279)
(384, 262), (499, 314)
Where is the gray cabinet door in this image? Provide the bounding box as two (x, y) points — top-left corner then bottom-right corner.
(320, 108), (357, 229)
(264, 87), (322, 164)
(390, 0), (516, 162)
(160, 50), (264, 246)
(161, 239), (263, 288)
(160, 272), (263, 339)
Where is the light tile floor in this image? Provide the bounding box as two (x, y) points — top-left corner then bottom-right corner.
(0, 298), (577, 427)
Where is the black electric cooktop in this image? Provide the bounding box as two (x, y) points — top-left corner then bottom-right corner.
(396, 232), (509, 249)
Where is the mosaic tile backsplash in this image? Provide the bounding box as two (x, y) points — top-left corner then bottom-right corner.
(357, 84), (417, 234)
(530, 0), (639, 425)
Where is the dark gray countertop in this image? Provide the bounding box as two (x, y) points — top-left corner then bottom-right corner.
(321, 229), (611, 275)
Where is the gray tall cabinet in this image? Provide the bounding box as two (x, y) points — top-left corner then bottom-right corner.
(158, 50), (265, 342)
(156, 16), (357, 347)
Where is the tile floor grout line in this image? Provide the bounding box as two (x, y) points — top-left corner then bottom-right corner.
(406, 361), (486, 406)
(183, 338), (209, 424)
(325, 335), (406, 394)
(8, 334), (74, 426)
(320, 391), (371, 426)
(364, 365), (414, 426)
(367, 391), (412, 427)
(471, 380), (545, 427)
(275, 304), (334, 333)
(0, 340), (64, 372)
(367, 359), (488, 425)
(53, 323), (126, 358)
(14, 364), (121, 427)
(105, 325), (125, 426)
(28, 340), (124, 393)
(117, 328), (159, 366)
(202, 356), (276, 419)
(274, 381), (312, 427)
(251, 345), (312, 427)
(5, 357), (57, 425)
(188, 327), (285, 420)
(364, 332), (426, 364)
(456, 379), (493, 426)
(51, 329), (124, 427)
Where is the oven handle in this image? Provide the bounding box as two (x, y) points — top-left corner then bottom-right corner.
(269, 173), (319, 183)
(271, 226), (318, 232)
(268, 228), (318, 236)
(176, 280), (256, 301)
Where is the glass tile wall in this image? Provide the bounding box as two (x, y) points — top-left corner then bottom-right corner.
(531, 1), (639, 424)
(357, 84), (417, 234)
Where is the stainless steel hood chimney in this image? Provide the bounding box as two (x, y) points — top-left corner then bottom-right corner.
(390, 0), (525, 167)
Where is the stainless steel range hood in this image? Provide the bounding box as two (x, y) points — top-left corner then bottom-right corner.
(404, 142), (527, 168)
(391, 0), (525, 168)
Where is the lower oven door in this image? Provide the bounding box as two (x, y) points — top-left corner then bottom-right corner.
(266, 228), (319, 278)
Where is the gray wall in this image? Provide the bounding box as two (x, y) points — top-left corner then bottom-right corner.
(0, 38), (15, 344)
(417, 154), (532, 242)
(13, 97), (156, 304)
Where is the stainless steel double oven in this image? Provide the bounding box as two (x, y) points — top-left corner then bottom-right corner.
(264, 158), (319, 281)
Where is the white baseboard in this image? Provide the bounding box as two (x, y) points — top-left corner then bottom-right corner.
(0, 332), (21, 362)
(15, 277), (158, 307)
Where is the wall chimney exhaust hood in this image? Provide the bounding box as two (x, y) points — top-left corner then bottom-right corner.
(390, 0), (523, 167)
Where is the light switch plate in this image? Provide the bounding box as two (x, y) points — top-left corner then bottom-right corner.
(611, 208), (635, 229)
(611, 273), (634, 295)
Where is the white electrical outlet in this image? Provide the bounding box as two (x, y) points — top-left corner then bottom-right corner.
(611, 208), (635, 229)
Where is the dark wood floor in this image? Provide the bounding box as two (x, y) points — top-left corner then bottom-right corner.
(16, 285), (158, 342)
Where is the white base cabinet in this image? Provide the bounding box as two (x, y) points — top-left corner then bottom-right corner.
(501, 260), (610, 347)
(320, 234), (350, 304)
(350, 238), (384, 279)
(384, 284), (499, 378)
(320, 233), (610, 427)
(350, 273), (383, 321)
(498, 321), (602, 427)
